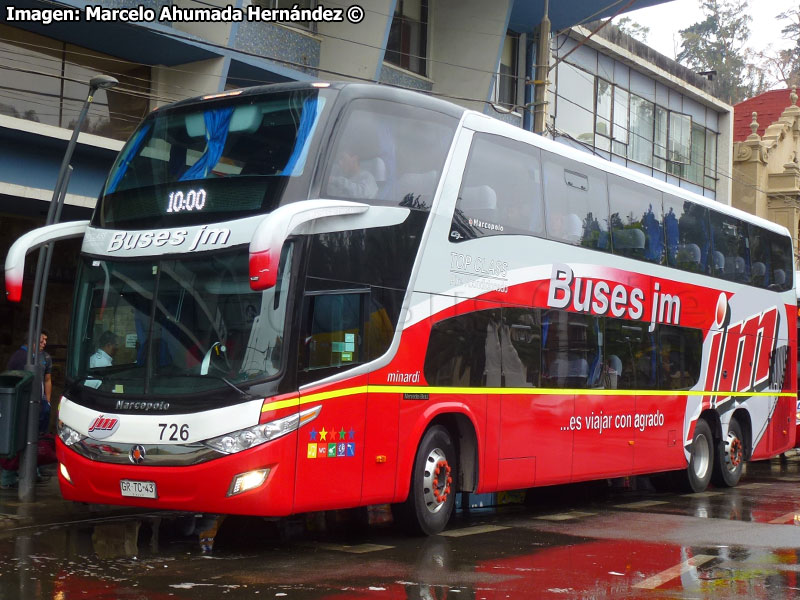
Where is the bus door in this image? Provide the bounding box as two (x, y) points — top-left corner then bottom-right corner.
(293, 288), (371, 513)
(567, 314), (635, 480)
(497, 306), (561, 488)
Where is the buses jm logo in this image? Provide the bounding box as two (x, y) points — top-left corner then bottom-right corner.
(702, 294), (782, 409)
(87, 414), (120, 440)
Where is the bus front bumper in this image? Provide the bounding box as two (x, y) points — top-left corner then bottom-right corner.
(55, 435), (297, 516)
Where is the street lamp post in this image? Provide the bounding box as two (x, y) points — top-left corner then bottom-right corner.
(18, 75), (118, 502)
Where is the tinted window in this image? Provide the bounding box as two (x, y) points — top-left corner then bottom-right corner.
(542, 152), (610, 252)
(710, 211), (750, 283)
(323, 99), (457, 208)
(750, 227), (793, 291)
(542, 310), (602, 388)
(450, 133), (544, 242)
(500, 307), (542, 387)
(663, 195), (710, 274)
(603, 319), (657, 390)
(608, 175), (664, 264)
(658, 324), (702, 390)
(424, 309), (501, 387)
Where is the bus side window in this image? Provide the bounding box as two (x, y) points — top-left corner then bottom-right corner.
(423, 309), (500, 387)
(608, 175), (664, 264)
(500, 307), (542, 388)
(542, 151), (610, 252)
(710, 211), (750, 283)
(449, 133), (544, 242)
(664, 195), (711, 275)
(541, 310), (600, 389)
(658, 325), (702, 390)
(603, 319), (655, 390)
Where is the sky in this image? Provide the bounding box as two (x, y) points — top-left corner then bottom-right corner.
(624, 0), (796, 60)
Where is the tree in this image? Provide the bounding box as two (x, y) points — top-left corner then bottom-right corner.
(676, 0), (755, 104)
(750, 6), (800, 91)
(615, 17), (650, 43)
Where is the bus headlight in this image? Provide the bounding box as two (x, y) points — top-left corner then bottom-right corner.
(57, 421), (84, 447)
(204, 406), (320, 454)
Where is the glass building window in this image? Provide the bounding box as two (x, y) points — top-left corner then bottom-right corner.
(595, 79), (612, 151)
(628, 94), (654, 167)
(494, 31), (519, 109)
(554, 38), (720, 197)
(667, 112), (692, 178)
(386, 0), (428, 76)
(555, 62), (594, 144)
(0, 24), (150, 141)
(612, 87), (629, 156)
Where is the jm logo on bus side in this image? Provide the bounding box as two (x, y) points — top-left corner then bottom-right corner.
(87, 414), (120, 440)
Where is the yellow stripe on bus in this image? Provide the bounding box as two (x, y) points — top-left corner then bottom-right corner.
(261, 385), (795, 413)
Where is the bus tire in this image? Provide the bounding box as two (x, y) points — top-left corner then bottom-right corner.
(405, 425), (456, 536)
(684, 419), (713, 493)
(711, 418), (744, 487)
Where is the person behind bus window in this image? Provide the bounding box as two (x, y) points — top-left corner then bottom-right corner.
(90, 331), (119, 369)
(327, 140), (378, 200)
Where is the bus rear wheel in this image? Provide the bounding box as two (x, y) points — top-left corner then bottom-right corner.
(711, 419), (744, 487)
(684, 419), (713, 493)
(403, 425), (456, 536)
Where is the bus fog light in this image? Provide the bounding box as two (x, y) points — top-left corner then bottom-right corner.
(228, 469), (269, 496)
(60, 463), (72, 483)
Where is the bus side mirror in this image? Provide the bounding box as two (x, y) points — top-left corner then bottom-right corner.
(248, 200), (409, 290)
(5, 220), (90, 302)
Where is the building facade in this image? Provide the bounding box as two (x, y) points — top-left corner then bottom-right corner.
(732, 88), (800, 268)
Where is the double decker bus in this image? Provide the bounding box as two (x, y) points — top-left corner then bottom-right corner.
(6, 82), (796, 535)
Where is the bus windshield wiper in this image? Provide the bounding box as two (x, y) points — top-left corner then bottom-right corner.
(173, 373), (257, 399)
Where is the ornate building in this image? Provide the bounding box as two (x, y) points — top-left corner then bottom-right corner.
(733, 88), (800, 268)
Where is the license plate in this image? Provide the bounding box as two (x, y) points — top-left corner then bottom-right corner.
(120, 479), (157, 499)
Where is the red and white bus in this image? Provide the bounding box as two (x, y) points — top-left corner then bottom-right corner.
(6, 82), (796, 535)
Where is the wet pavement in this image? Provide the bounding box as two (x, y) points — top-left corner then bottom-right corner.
(3, 456), (800, 599)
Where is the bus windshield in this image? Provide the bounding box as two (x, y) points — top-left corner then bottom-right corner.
(68, 246), (293, 396)
(95, 88), (334, 229)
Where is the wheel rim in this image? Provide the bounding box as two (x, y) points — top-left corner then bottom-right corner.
(422, 448), (452, 514)
(692, 433), (710, 479)
(724, 432), (743, 472)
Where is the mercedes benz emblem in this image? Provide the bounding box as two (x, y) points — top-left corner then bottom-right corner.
(129, 444), (146, 464)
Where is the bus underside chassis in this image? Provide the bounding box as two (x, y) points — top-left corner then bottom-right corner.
(394, 425), (457, 535)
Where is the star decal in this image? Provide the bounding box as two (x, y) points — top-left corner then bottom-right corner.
(310, 428), (318, 441)
(319, 427), (328, 441)
(348, 428), (355, 440)
(339, 427), (346, 440)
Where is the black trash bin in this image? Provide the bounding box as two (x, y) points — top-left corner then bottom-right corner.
(0, 370), (33, 458)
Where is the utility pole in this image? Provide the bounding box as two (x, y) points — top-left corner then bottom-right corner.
(18, 75), (118, 502)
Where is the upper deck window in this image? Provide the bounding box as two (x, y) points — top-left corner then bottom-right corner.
(95, 88), (334, 229)
(322, 98), (457, 210)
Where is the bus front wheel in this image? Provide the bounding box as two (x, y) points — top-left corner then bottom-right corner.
(403, 425), (457, 536)
(685, 419), (713, 493)
(711, 418), (744, 487)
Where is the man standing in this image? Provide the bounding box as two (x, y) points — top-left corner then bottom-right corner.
(6, 330), (52, 433)
(1, 330), (52, 489)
